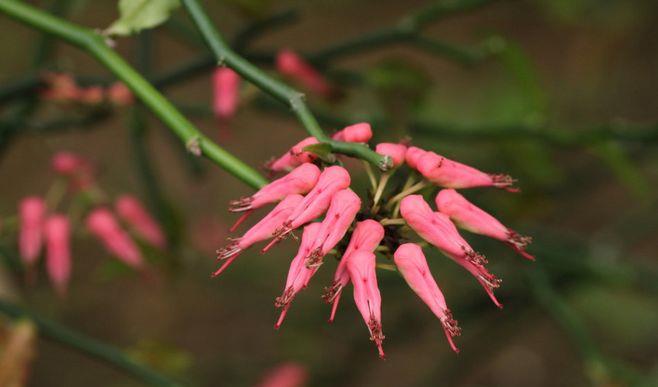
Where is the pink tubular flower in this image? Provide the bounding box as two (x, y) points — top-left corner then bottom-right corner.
(215, 194), (304, 276)
(332, 123), (373, 143)
(18, 197), (46, 266)
(44, 215), (71, 296)
(415, 151), (518, 192)
(400, 195), (502, 308)
(212, 67), (240, 120)
(41, 73), (80, 102)
(393, 243), (461, 352)
(346, 250), (385, 358)
(274, 223), (321, 328)
(115, 195), (166, 249)
(376, 143), (407, 168)
(323, 219), (384, 322)
(86, 208), (144, 270)
(229, 163), (320, 213)
(436, 189), (534, 260)
(257, 362), (308, 387)
(405, 146), (428, 170)
(305, 188), (361, 268)
(107, 82), (133, 106)
(262, 166), (351, 252)
(79, 86), (104, 105)
(276, 49), (331, 96)
(51, 152), (94, 190)
(266, 137), (320, 172)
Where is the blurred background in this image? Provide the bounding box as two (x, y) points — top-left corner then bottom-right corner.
(1, 0), (657, 386)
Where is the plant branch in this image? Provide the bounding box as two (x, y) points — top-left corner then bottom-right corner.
(180, 0), (391, 170)
(0, 0), (267, 189)
(0, 300), (180, 387)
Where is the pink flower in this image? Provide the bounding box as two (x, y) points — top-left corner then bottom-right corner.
(44, 215), (71, 296)
(346, 250), (385, 358)
(79, 86), (104, 105)
(107, 82), (133, 106)
(400, 195), (502, 308)
(436, 189), (534, 260)
(262, 166), (351, 252)
(274, 222), (321, 328)
(41, 73), (81, 102)
(257, 362), (308, 387)
(375, 143), (407, 167)
(405, 146), (427, 170)
(18, 196), (46, 266)
(305, 188), (361, 268)
(115, 195), (166, 249)
(323, 219), (384, 322)
(415, 151), (518, 192)
(393, 243), (461, 352)
(86, 208), (144, 270)
(276, 49), (331, 96)
(332, 123), (373, 143)
(266, 137), (320, 172)
(229, 163), (320, 213)
(212, 67), (240, 120)
(50, 152), (94, 189)
(215, 194), (304, 276)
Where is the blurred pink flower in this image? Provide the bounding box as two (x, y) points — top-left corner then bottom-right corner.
(107, 82), (133, 106)
(79, 86), (104, 105)
(324, 219), (384, 322)
(50, 151), (94, 190)
(436, 189), (534, 260)
(347, 250), (385, 358)
(376, 142), (407, 167)
(40, 72), (81, 102)
(86, 208), (144, 270)
(44, 214), (71, 297)
(212, 67), (240, 120)
(257, 362), (308, 387)
(18, 196), (46, 266)
(394, 243), (461, 352)
(276, 49), (331, 97)
(115, 195), (166, 249)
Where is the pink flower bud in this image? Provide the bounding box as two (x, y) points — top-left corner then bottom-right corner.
(324, 219), (384, 322)
(346, 250), (385, 358)
(44, 215), (71, 297)
(266, 137), (320, 172)
(305, 188), (361, 268)
(18, 197), (46, 265)
(276, 49), (331, 96)
(400, 195), (502, 307)
(229, 163), (320, 213)
(274, 222), (321, 328)
(332, 123), (373, 143)
(41, 73), (81, 102)
(375, 143), (407, 168)
(86, 208), (143, 270)
(405, 146), (428, 170)
(79, 86), (104, 105)
(415, 151), (518, 192)
(50, 152), (94, 189)
(107, 82), (133, 106)
(261, 166), (351, 252)
(215, 194), (304, 276)
(257, 362), (308, 387)
(212, 67), (240, 120)
(436, 189), (534, 260)
(115, 195), (166, 249)
(394, 243), (461, 352)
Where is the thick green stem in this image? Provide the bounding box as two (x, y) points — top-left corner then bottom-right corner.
(0, 0), (267, 189)
(180, 0), (391, 171)
(0, 300), (180, 387)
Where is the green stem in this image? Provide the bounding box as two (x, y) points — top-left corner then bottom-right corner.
(180, 0), (391, 171)
(0, 300), (181, 387)
(0, 0), (267, 189)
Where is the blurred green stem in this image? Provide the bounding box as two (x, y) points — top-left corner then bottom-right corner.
(0, 0), (267, 189)
(0, 300), (181, 387)
(180, 0), (392, 170)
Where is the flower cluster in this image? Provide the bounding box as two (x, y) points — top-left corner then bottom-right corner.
(8, 152), (163, 295)
(217, 123), (533, 357)
(40, 72), (133, 106)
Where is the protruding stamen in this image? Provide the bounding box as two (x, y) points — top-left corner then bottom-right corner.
(490, 174), (519, 192)
(261, 222), (292, 253)
(463, 247), (488, 265)
(507, 230), (535, 260)
(321, 281), (341, 304)
(228, 196), (254, 212)
(440, 308), (461, 353)
(304, 247), (324, 268)
(274, 287), (294, 309)
(478, 273), (502, 290)
(367, 317), (386, 359)
(212, 253), (240, 277)
(216, 241), (242, 261)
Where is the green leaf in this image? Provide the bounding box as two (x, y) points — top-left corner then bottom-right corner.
(106, 0), (180, 37)
(302, 143), (335, 162)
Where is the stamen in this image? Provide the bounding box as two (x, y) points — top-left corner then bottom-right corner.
(228, 196), (254, 212)
(274, 287), (295, 309)
(490, 174), (520, 193)
(478, 273), (502, 290)
(321, 281), (341, 304)
(261, 222), (292, 252)
(440, 309), (462, 337)
(463, 246), (488, 265)
(216, 241), (242, 261)
(304, 247), (324, 268)
(367, 317), (386, 359)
